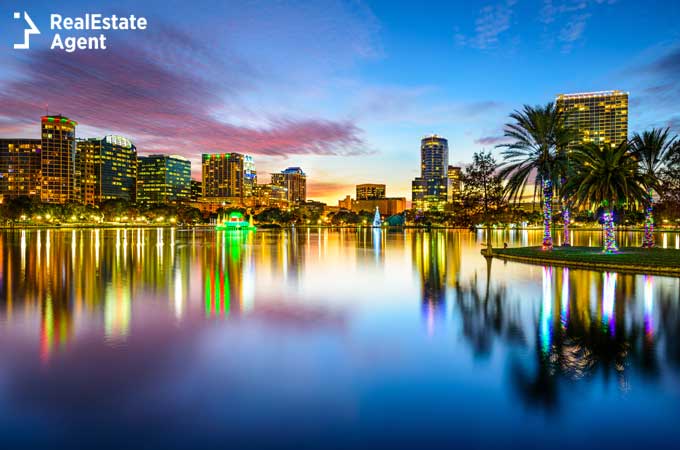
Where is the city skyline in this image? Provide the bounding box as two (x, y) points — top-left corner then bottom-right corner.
(1, 0), (679, 205)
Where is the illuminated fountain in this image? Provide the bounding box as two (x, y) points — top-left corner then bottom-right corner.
(372, 207), (382, 228)
(215, 211), (257, 231)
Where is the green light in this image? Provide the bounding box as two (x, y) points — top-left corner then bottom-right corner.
(224, 266), (230, 317)
(215, 266), (220, 316)
(204, 273), (211, 317)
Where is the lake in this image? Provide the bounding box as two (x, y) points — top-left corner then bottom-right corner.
(0, 228), (679, 449)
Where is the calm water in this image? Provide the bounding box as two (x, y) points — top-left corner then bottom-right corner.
(0, 228), (679, 449)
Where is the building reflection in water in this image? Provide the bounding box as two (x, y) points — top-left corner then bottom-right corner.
(0, 227), (678, 402)
(412, 231), (450, 336)
(202, 231), (255, 318)
(0, 228), (196, 361)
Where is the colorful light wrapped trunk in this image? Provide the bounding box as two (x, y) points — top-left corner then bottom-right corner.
(562, 204), (570, 247)
(602, 209), (618, 253)
(643, 190), (654, 248)
(542, 179), (553, 250)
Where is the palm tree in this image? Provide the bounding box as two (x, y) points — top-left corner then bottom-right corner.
(630, 128), (678, 248)
(498, 103), (571, 250)
(565, 142), (647, 253)
(554, 124), (576, 246)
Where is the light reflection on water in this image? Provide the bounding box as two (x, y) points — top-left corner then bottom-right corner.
(0, 227), (679, 448)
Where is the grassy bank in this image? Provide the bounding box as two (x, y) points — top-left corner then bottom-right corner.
(492, 246), (680, 277)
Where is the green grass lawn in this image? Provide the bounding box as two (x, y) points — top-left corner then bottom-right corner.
(494, 246), (680, 270)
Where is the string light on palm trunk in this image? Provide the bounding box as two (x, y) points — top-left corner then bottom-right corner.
(643, 191), (654, 248)
(542, 180), (553, 250)
(563, 205), (570, 247)
(603, 209), (618, 253)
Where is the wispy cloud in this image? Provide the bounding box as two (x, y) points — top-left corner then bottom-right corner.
(616, 44), (680, 132)
(0, 24), (367, 169)
(539, 0), (617, 52)
(474, 135), (512, 146)
(455, 0), (518, 50)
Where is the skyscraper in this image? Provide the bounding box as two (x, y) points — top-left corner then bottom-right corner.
(447, 166), (462, 203)
(243, 155), (257, 197)
(76, 135), (138, 205)
(356, 184), (386, 200)
(201, 153), (249, 201)
(412, 135), (449, 211)
(137, 155), (191, 205)
(556, 90), (629, 147)
(0, 139), (42, 200)
(40, 115), (77, 203)
(272, 167), (306, 204)
(190, 180), (202, 202)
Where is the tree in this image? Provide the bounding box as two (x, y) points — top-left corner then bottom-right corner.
(630, 128), (678, 247)
(497, 103), (572, 250)
(656, 141), (680, 223)
(461, 150), (505, 253)
(0, 196), (37, 223)
(565, 142), (647, 253)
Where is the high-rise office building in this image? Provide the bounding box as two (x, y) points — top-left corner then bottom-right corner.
(356, 183), (386, 200)
(137, 155), (191, 205)
(244, 155), (257, 197)
(41, 115), (78, 204)
(201, 153), (251, 201)
(272, 167), (306, 204)
(190, 180), (202, 201)
(556, 90), (629, 147)
(447, 166), (462, 203)
(0, 139), (42, 200)
(412, 135), (449, 211)
(253, 183), (289, 208)
(76, 135), (138, 205)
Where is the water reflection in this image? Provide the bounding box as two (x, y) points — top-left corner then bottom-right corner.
(0, 228), (679, 447)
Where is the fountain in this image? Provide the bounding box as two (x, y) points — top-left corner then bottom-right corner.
(215, 211), (257, 231)
(372, 207), (382, 228)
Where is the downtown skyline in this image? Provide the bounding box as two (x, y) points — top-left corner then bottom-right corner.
(1, 0), (679, 205)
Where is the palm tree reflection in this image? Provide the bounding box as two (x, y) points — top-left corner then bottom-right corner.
(450, 254), (680, 411)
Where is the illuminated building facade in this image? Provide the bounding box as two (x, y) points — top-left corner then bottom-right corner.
(353, 198), (407, 216)
(191, 180), (202, 201)
(412, 135), (449, 211)
(356, 184), (386, 200)
(41, 115), (78, 204)
(202, 153), (252, 202)
(76, 135), (138, 205)
(137, 155), (191, 205)
(0, 139), (42, 200)
(244, 155), (257, 197)
(272, 167), (306, 204)
(339, 195), (352, 210)
(447, 165), (462, 203)
(556, 90), (629, 147)
(253, 183), (288, 208)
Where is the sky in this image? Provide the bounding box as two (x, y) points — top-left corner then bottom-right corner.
(1, 0), (679, 204)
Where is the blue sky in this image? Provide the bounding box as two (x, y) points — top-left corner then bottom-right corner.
(1, 0), (679, 203)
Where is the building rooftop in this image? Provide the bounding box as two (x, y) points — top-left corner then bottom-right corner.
(556, 90), (629, 99)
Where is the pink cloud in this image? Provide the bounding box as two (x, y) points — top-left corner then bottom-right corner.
(0, 28), (365, 160)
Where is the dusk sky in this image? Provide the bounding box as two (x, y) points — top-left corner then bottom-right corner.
(1, 0), (679, 204)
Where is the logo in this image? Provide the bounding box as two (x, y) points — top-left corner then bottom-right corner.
(13, 11), (41, 49)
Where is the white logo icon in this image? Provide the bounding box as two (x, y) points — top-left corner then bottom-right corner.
(13, 11), (40, 49)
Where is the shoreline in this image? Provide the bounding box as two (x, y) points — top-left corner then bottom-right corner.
(491, 246), (680, 277)
(2, 224), (680, 233)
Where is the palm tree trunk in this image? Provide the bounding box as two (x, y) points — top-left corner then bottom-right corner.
(542, 179), (553, 250)
(643, 190), (654, 248)
(562, 200), (571, 247)
(603, 208), (618, 253)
